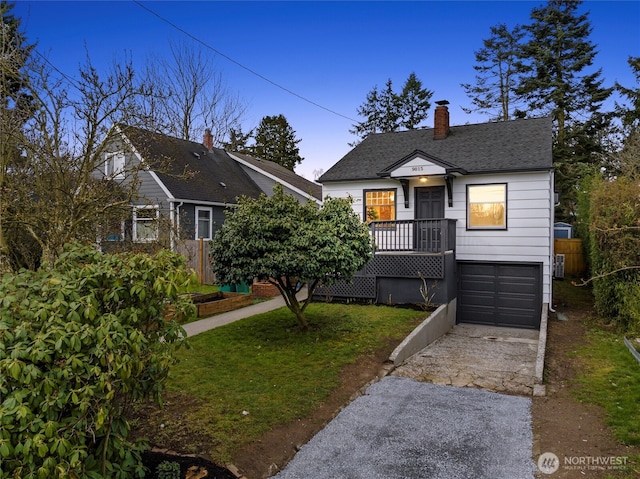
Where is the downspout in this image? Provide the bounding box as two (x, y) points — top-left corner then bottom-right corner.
(548, 170), (556, 313)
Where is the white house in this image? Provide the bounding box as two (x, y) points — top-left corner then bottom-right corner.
(317, 103), (553, 330)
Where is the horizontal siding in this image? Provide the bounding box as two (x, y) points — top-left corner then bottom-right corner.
(322, 179), (411, 221)
(321, 171), (552, 304)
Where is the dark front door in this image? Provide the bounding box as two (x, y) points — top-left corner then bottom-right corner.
(415, 187), (445, 252)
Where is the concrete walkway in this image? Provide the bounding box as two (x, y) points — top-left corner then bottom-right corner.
(181, 289), (307, 337)
(391, 324), (540, 396)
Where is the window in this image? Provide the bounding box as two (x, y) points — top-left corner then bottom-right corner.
(364, 189), (396, 223)
(467, 184), (507, 229)
(105, 152), (125, 179)
(195, 207), (212, 239)
(133, 206), (159, 242)
(103, 219), (124, 242)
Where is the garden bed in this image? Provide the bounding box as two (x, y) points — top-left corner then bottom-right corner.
(191, 291), (253, 318)
(141, 449), (236, 478)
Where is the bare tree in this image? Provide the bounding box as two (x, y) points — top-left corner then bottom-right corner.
(143, 40), (246, 145)
(3, 52), (151, 267)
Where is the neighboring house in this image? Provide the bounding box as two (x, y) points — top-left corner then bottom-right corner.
(99, 125), (321, 249)
(317, 103), (553, 330)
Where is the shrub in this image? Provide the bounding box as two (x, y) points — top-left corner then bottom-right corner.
(155, 461), (181, 479)
(0, 244), (194, 478)
(588, 176), (640, 333)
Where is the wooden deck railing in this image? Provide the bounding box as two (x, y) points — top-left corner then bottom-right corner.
(369, 218), (456, 253)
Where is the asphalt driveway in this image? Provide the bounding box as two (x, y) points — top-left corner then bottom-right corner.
(271, 376), (535, 479)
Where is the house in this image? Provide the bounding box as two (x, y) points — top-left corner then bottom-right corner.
(317, 102), (553, 330)
(99, 125), (322, 249)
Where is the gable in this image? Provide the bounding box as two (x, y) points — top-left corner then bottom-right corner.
(380, 150), (460, 178)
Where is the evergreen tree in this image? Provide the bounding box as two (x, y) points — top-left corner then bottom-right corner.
(349, 84), (382, 146)
(1, 0), (36, 270)
(518, 0), (611, 151)
(462, 23), (526, 121)
(399, 72), (433, 129)
(615, 56), (640, 135)
(350, 74), (433, 145)
(1, 0), (33, 110)
(253, 114), (303, 171)
(378, 78), (401, 133)
(517, 0), (612, 219)
(222, 125), (253, 154)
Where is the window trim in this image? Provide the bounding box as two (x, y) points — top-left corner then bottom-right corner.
(466, 183), (508, 230)
(363, 188), (397, 224)
(105, 152), (125, 179)
(195, 206), (213, 240)
(133, 205), (159, 242)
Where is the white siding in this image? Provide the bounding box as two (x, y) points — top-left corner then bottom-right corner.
(321, 170), (553, 304)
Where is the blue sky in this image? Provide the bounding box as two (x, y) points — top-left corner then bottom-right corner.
(13, 1), (640, 180)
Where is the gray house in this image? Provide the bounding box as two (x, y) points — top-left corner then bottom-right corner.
(318, 103), (554, 330)
(100, 125), (321, 249)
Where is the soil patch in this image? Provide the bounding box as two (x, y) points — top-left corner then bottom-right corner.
(531, 288), (639, 478)
(142, 450), (236, 479)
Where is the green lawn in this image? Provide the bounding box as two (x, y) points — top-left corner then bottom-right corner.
(554, 278), (640, 476)
(155, 303), (426, 463)
(181, 283), (220, 295)
(574, 326), (640, 446)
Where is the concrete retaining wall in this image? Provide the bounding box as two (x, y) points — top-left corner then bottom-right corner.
(389, 299), (457, 367)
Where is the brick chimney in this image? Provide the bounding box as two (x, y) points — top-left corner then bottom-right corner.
(434, 100), (450, 140)
(203, 128), (213, 151)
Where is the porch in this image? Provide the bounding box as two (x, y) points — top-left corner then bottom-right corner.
(315, 219), (457, 305)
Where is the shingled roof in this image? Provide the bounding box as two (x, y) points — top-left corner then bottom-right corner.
(118, 125), (319, 204)
(319, 116), (553, 183)
(230, 151), (322, 200)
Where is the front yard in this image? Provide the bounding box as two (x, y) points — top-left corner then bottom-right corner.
(131, 303), (427, 476)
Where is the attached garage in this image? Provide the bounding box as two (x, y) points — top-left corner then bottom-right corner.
(457, 262), (542, 329)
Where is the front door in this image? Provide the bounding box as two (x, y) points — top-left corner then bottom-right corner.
(415, 187), (445, 252)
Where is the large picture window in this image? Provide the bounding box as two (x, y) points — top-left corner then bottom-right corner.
(467, 184), (507, 229)
(133, 206), (159, 242)
(364, 189), (396, 223)
(195, 207), (212, 239)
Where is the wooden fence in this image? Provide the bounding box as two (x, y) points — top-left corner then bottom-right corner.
(555, 238), (587, 276)
(176, 238), (216, 285)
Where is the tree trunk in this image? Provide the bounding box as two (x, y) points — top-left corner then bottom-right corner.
(273, 278), (310, 331)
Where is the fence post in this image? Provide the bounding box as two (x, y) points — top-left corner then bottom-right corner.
(199, 237), (204, 284)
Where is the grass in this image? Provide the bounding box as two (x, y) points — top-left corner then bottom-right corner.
(181, 283), (220, 295)
(574, 325), (640, 446)
(157, 302), (426, 463)
(553, 278), (640, 477)
(554, 278), (640, 446)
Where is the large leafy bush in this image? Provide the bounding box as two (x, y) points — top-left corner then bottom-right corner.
(210, 184), (372, 330)
(588, 176), (640, 333)
(0, 244), (194, 478)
